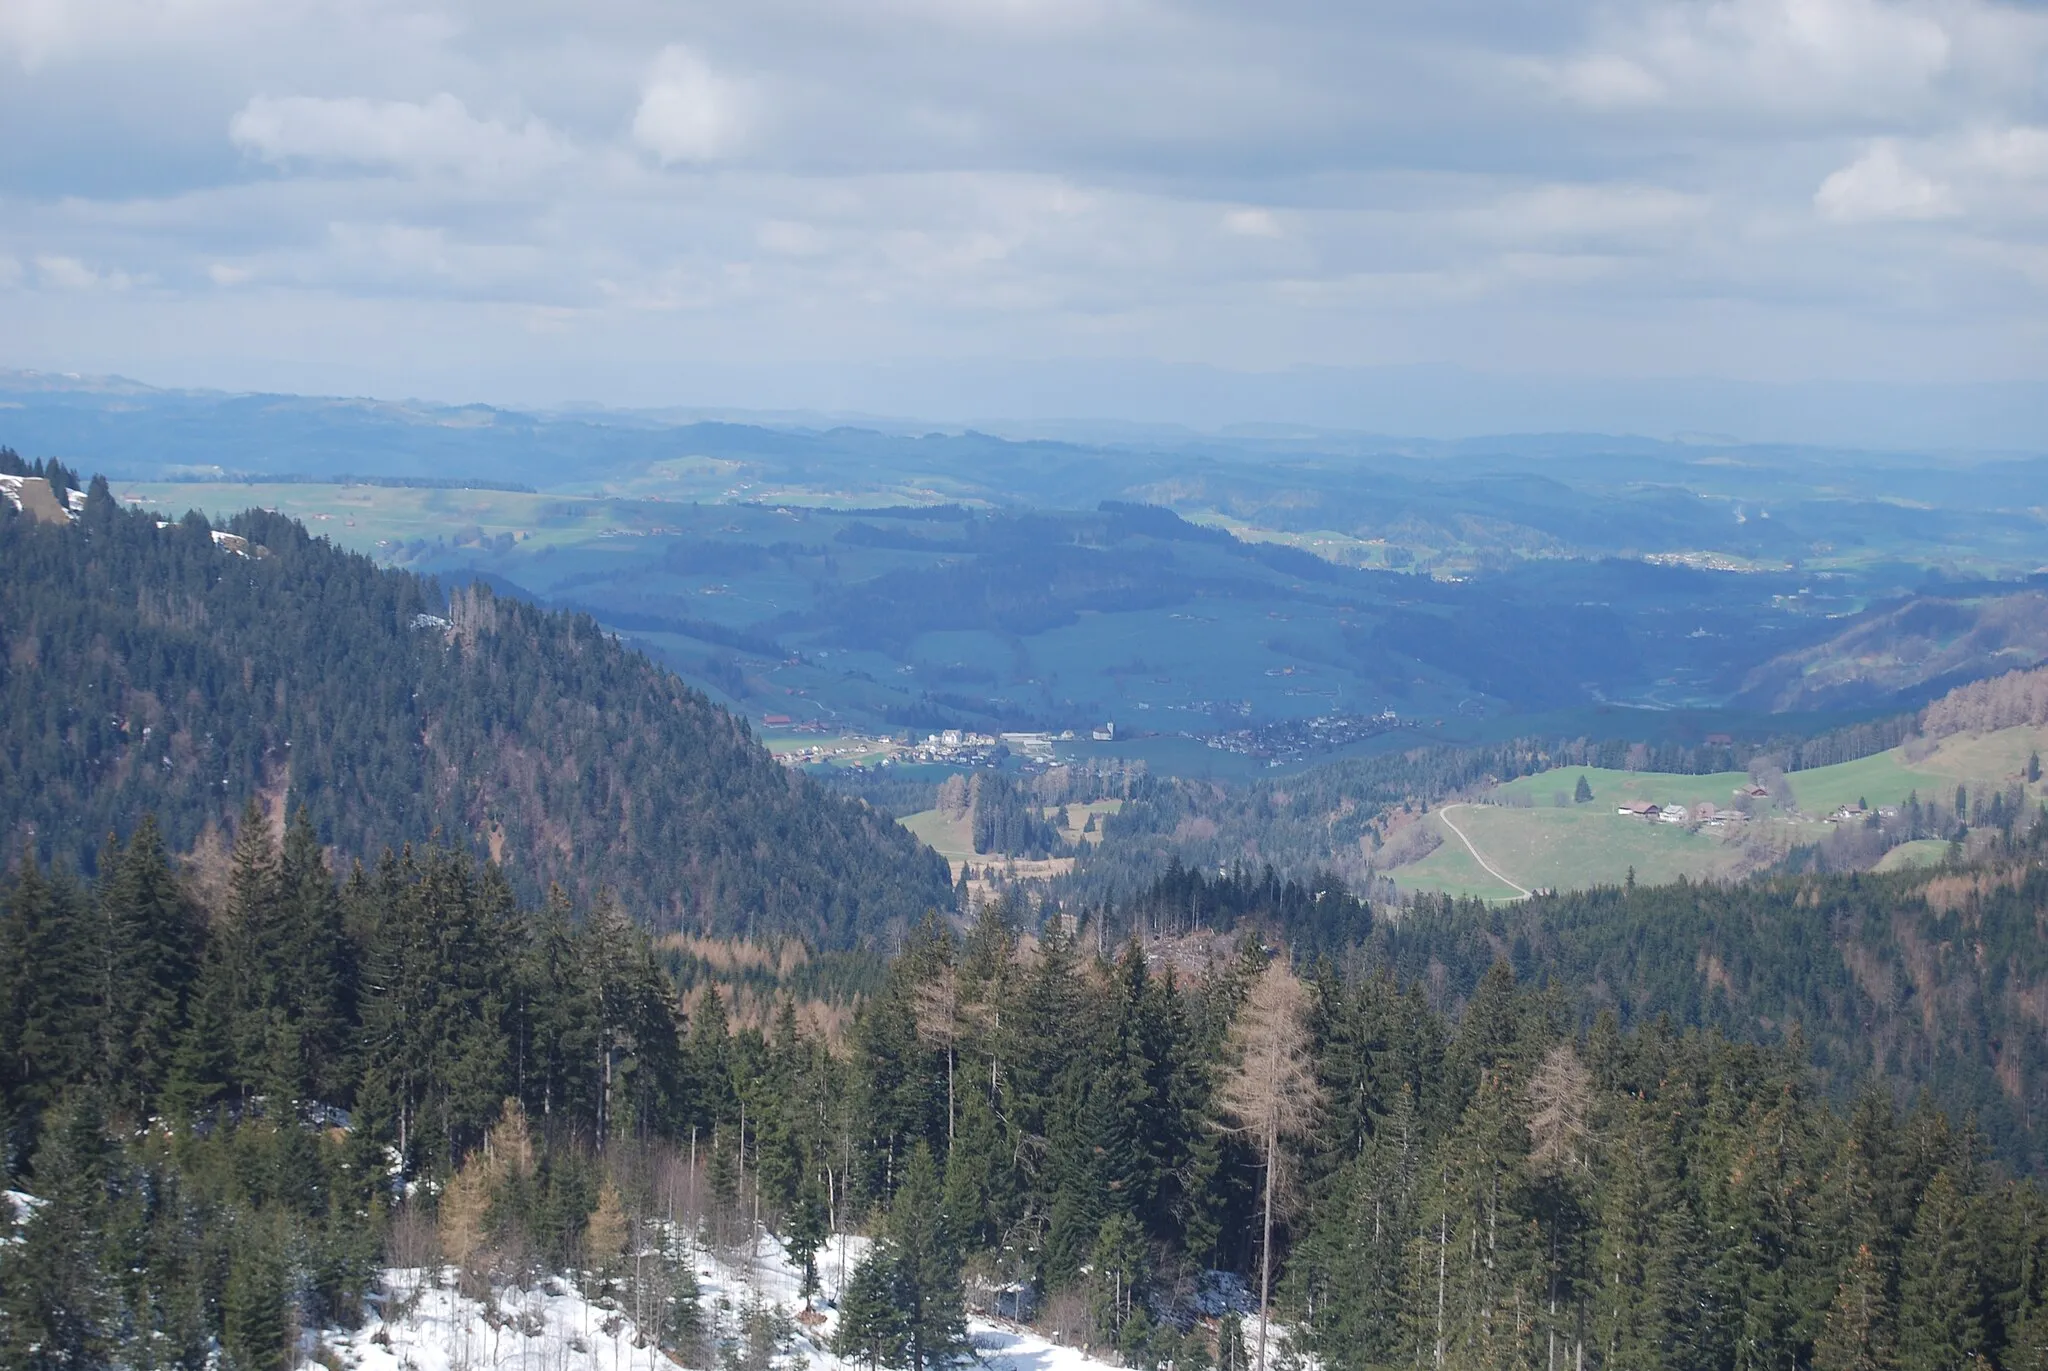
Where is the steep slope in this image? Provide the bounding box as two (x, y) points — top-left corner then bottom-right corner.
(0, 482), (951, 944)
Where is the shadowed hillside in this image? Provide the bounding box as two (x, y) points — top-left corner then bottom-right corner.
(0, 481), (952, 944)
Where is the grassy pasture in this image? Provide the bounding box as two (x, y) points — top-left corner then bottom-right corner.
(1875, 839), (1952, 872)
(1408, 725), (2048, 901)
(898, 809), (976, 866)
(1495, 767), (1757, 813)
(1394, 804), (1757, 902)
(1495, 725), (2048, 822)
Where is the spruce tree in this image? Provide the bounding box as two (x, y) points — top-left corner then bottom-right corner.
(939, 1080), (1009, 1252)
(96, 815), (201, 1117)
(223, 1210), (292, 1371)
(833, 1254), (907, 1371)
(885, 1142), (970, 1371)
(0, 1092), (117, 1370)
(274, 808), (353, 1103)
(1089, 1211), (1150, 1352)
(1816, 1242), (1898, 1371)
(0, 856), (96, 1123)
(784, 1182), (828, 1308)
(1898, 1171), (1985, 1371)
(656, 1226), (706, 1365)
(221, 799), (282, 1097)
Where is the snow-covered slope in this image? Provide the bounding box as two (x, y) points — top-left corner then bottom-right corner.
(308, 1229), (1133, 1371)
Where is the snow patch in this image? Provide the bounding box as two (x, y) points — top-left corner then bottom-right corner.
(307, 1228), (1139, 1371)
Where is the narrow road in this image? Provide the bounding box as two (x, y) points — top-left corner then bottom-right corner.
(1436, 804), (1532, 898)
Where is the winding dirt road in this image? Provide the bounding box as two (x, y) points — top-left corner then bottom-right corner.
(1436, 804), (1532, 898)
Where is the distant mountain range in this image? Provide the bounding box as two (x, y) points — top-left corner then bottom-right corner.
(11, 368), (2048, 734)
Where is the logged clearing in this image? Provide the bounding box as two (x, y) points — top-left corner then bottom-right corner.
(898, 807), (1076, 896)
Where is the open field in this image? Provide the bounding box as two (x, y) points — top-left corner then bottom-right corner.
(1393, 803), (1774, 901)
(1496, 726), (2048, 819)
(1495, 766), (1761, 813)
(1875, 839), (1952, 872)
(1403, 726), (2048, 901)
(898, 809), (976, 865)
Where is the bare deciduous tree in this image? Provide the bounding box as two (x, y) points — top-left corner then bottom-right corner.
(913, 966), (961, 1150)
(1527, 1044), (1594, 1177)
(1217, 958), (1322, 1371)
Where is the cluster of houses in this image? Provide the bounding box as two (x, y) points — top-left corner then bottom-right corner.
(1617, 798), (1751, 826)
(1616, 790), (1896, 828)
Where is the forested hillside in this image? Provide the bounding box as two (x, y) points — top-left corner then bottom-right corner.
(1373, 842), (2048, 1173)
(7, 818), (2048, 1371)
(0, 483), (950, 943)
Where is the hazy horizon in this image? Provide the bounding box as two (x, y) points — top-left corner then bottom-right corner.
(5, 0), (2045, 454)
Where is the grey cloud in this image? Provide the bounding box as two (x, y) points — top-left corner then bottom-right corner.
(0, 0), (2043, 433)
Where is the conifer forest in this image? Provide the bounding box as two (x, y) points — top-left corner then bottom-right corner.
(9, 490), (2048, 1371)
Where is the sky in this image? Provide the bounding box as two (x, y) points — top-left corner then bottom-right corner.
(3, 0), (2047, 438)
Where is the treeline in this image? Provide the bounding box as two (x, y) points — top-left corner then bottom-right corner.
(1923, 662), (2048, 739)
(1537, 712), (1920, 777)
(0, 808), (700, 1177)
(824, 759), (1147, 822)
(1110, 860), (1374, 961)
(1062, 743), (1518, 901)
(1786, 782), (2038, 874)
(0, 486), (951, 943)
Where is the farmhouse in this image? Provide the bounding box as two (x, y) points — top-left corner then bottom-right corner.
(1619, 801), (1662, 819)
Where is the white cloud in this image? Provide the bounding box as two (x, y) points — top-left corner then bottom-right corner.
(1548, 0), (1960, 119)
(5, 0), (2048, 407)
(758, 221), (828, 256)
(36, 254), (127, 289)
(1551, 53), (1665, 107)
(229, 93), (569, 179)
(1221, 208), (1283, 238)
(632, 46), (747, 164)
(1969, 126), (2048, 182)
(1815, 140), (1957, 221)
(1485, 183), (1707, 239)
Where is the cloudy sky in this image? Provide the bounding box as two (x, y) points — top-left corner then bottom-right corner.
(3, 0), (2047, 433)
